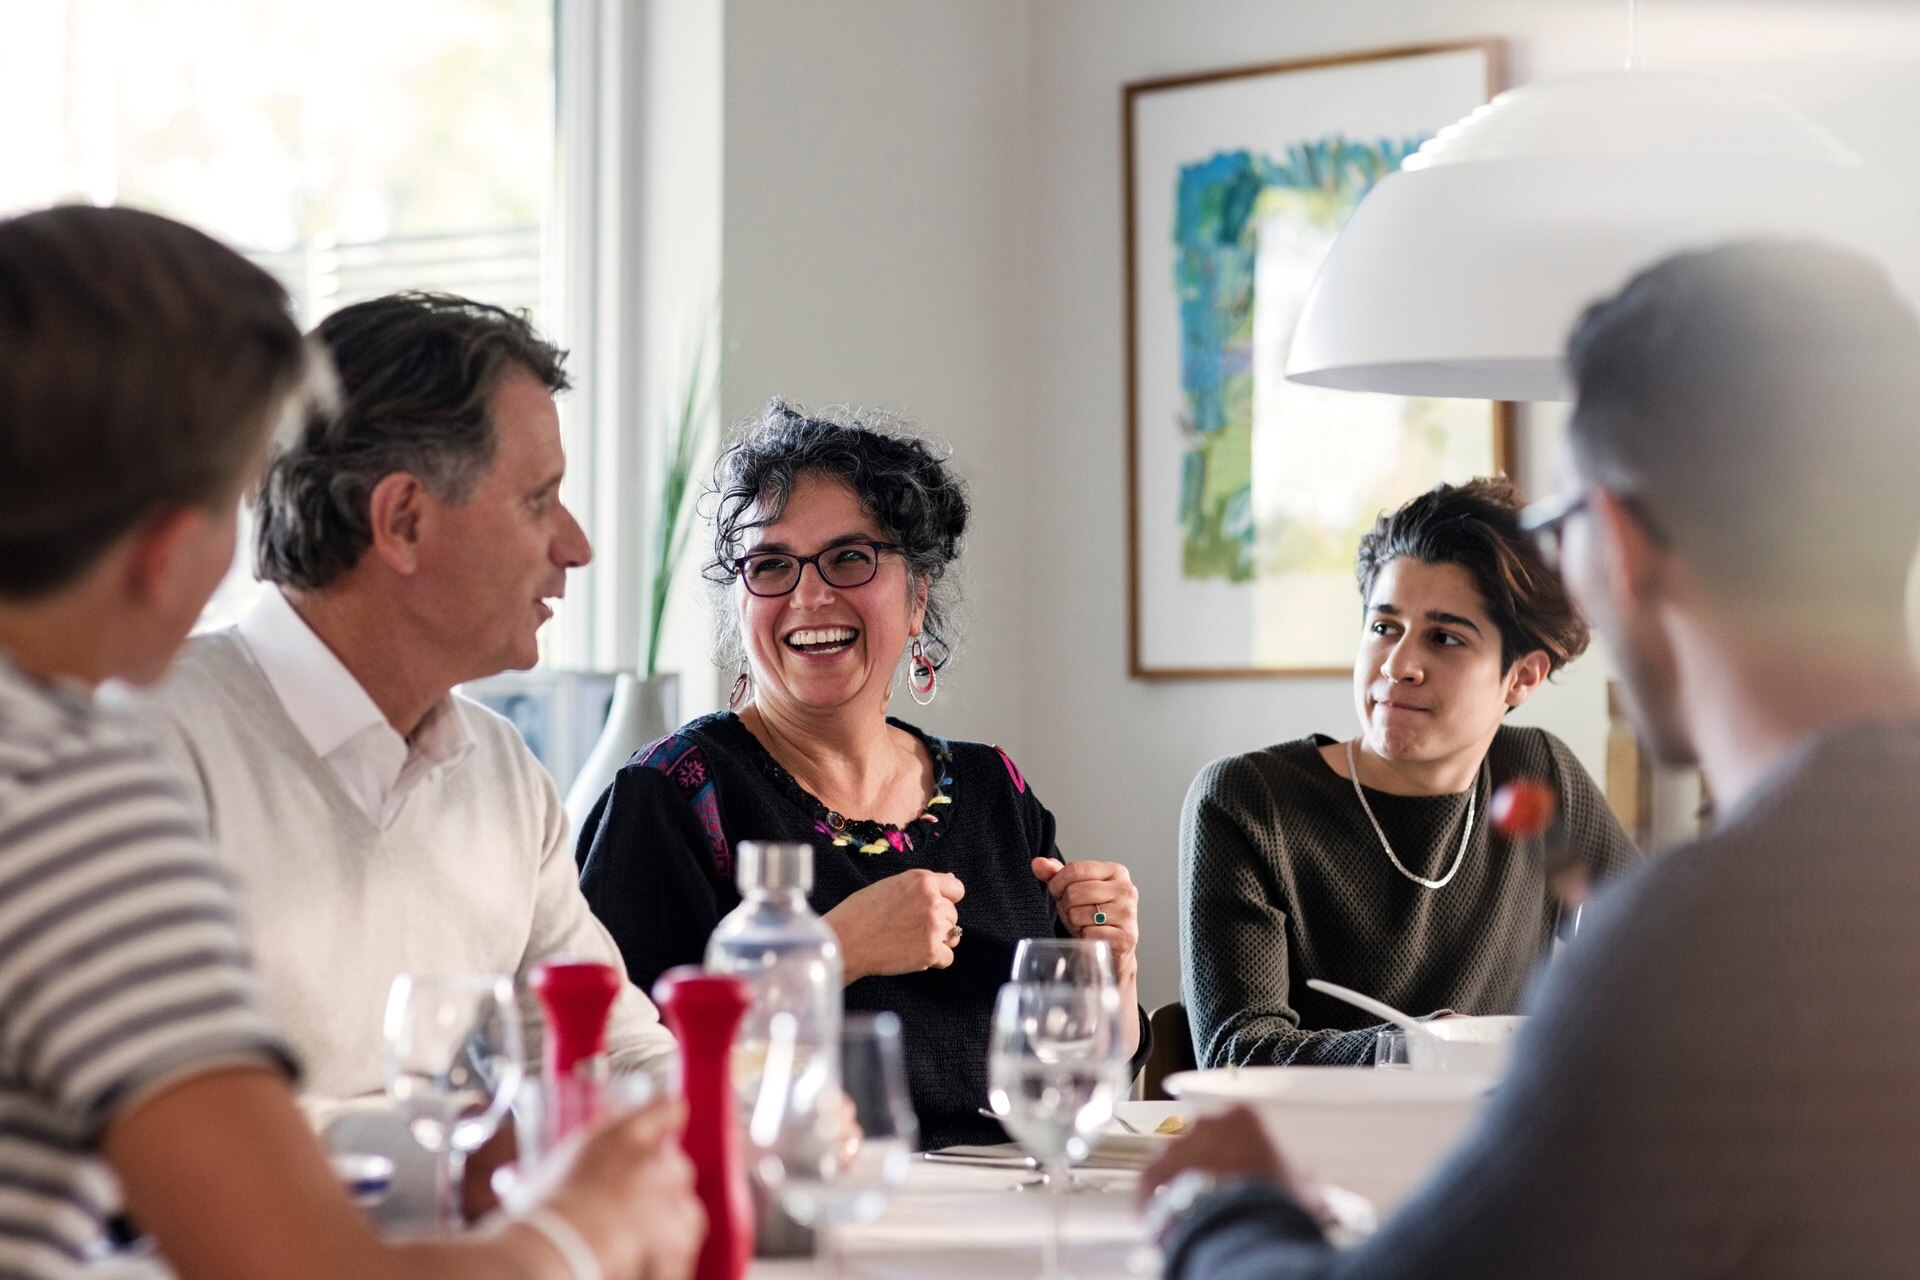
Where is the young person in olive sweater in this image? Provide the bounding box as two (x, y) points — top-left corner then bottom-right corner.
(1181, 478), (1640, 1069)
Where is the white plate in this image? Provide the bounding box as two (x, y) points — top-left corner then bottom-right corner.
(1165, 1066), (1490, 1106)
(1163, 1067), (1492, 1210)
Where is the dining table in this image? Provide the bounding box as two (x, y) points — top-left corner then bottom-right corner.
(89, 1102), (1189, 1280)
(752, 1154), (1154, 1280)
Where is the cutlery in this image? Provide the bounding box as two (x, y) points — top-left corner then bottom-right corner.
(980, 1105), (1154, 1137)
(1305, 978), (1435, 1042)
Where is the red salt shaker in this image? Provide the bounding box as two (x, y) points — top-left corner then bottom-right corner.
(654, 966), (753, 1280)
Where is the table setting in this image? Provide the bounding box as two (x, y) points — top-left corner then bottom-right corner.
(89, 917), (1513, 1279)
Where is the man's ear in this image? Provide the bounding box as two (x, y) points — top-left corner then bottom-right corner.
(1504, 649), (1552, 710)
(1588, 485), (1666, 607)
(367, 472), (428, 575)
(123, 506), (208, 612)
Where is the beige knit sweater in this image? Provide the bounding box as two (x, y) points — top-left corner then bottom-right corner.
(137, 631), (677, 1100)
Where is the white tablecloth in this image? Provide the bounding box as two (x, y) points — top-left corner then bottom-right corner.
(91, 1103), (1183, 1279)
(751, 1158), (1153, 1280)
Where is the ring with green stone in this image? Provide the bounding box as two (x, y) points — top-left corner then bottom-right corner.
(1093, 911), (1108, 925)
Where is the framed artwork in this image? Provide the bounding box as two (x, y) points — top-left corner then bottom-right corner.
(1124, 41), (1513, 678)
(462, 669), (618, 789)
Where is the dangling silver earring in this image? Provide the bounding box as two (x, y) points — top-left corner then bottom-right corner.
(729, 669), (751, 711)
(908, 637), (938, 707)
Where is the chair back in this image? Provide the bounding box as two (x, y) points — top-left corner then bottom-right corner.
(1140, 1001), (1197, 1101)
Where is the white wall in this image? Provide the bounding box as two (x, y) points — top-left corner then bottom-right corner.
(718, 0), (1034, 747)
(709, 0), (1920, 1008)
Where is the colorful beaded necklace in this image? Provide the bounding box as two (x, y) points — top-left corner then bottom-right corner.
(735, 715), (955, 855)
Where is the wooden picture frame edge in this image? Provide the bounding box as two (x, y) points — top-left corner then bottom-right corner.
(1122, 38), (1511, 683)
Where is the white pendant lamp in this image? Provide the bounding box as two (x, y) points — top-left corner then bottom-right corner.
(1285, 12), (1920, 401)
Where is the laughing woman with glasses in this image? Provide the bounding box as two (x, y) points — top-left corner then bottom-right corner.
(576, 399), (1146, 1149)
(1181, 478), (1643, 1070)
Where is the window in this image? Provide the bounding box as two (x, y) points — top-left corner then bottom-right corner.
(4, 0), (558, 631)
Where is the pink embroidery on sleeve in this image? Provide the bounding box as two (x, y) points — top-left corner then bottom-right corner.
(993, 746), (1027, 794)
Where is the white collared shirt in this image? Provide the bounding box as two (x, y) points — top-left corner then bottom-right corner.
(237, 588), (474, 826)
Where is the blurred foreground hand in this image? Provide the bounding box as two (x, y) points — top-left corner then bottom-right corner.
(504, 1095), (706, 1280)
(1138, 1105), (1324, 1223)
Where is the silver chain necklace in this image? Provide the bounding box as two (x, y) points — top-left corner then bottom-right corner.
(1344, 738), (1479, 890)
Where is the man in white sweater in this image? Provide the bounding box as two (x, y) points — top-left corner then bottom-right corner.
(143, 292), (677, 1104)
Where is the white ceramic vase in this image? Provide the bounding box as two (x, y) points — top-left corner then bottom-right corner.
(564, 671), (680, 838)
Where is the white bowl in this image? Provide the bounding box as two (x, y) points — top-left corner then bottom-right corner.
(1412, 1015), (1527, 1077)
(1164, 1067), (1492, 1209)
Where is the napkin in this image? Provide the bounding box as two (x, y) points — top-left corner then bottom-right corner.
(929, 1128), (1172, 1171)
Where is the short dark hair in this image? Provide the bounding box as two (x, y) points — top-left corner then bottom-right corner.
(0, 205), (308, 599)
(254, 291), (569, 589)
(1356, 477), (1589, 673)
(704, 399), (970, 668)
(1566, 240), (1920, 618)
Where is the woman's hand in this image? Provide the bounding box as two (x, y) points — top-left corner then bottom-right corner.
(823, 869), (967, 982)
(1032, 857), (1140, 980)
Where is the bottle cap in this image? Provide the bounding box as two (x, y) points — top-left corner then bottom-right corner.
(527, 959), (623, 1074)
(736, 840), (813, 894)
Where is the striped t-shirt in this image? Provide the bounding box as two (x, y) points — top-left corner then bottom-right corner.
(0, 654), (293, 1277)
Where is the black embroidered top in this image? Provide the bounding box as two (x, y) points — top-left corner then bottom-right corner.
(754, 729), (957, 858)
(575, 711), (1145, 1150)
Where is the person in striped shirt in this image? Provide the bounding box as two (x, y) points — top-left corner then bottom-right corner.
(0, 205), (701, 1280)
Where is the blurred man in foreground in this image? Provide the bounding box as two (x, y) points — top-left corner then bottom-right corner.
(1142, 241), (1920, 1279)
(0, 205), (699, 1280)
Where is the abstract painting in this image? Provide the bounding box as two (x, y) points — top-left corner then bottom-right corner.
(1126, 42), (1510, 677)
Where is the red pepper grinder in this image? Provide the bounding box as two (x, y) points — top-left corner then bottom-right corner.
(528, 959), (623, 1146)
(654, 965), (753, 1280)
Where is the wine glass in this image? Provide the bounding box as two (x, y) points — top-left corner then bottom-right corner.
(1374, 1029), (1411, 1069)
(1007, 939), (1120, 1193)
(988, 980), (1130, 1280)
(1011, 937), (1116, 992)
(383, 973), (525, 1231)
(750, 1011), (918, 1278)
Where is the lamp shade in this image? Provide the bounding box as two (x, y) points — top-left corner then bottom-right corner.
(1285, 70), (1920, 401)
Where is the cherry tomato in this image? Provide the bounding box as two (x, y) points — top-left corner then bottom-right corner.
(1491, 778), (1556, 838)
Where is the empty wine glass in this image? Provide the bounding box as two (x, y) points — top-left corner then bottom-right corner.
(383, 973), (524, 1231)
(1011, 937), (1116, 991)
(1374, 1029), (1410, 1069)
(988, 980), (1129, 1280)
(1005, 939), (1120, 1195)
(751, 1011), (917, 1278)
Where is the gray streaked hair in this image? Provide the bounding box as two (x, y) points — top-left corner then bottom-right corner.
(254, 291), (569, 590)
(703, 398), (970, 673)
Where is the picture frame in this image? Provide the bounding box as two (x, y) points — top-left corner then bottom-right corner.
(462, 669), (619, 790)
(1124, 41), (1514, 679)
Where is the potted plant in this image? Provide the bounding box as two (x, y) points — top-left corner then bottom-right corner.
(565, 328), (720, 829)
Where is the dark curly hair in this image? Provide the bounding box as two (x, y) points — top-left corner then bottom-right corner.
(704, 398), (969, 670)
(1355, 477), (1589, 673)
(254, 291), (569, 590)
